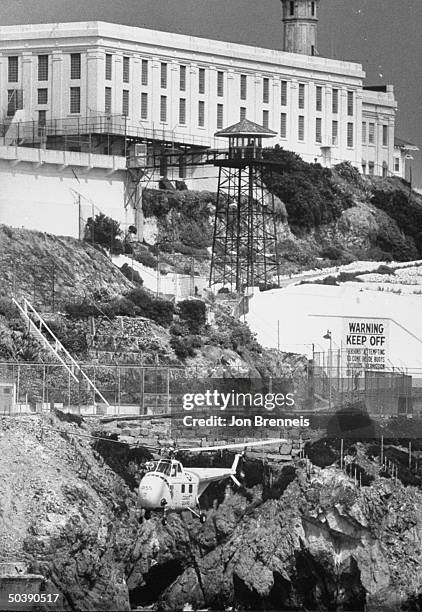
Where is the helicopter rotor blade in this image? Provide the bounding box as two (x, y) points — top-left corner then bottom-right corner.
(179, 438), (289, 453)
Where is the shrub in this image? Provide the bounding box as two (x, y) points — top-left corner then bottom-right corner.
(262, 146), (354, 234)
(133, 250), (158, 268)
(371, 188), (422, 258)
(120, 263), (143, 285)
(178, 299), (206, 333)
(126, 287), (174, 326)
(230, 321), (261, 352)
(320, 246), (343, 260)
(337, 271), (362, 283)
(322, 276), (339, 286)
(0, 298), (18, 320)
(375, 264), (395, 276)
(65, 301), (101, 318)
(169, 322), (189, 337)
(170, 336), (196, 360)
(334, 161), (364, 187)
(149, 300), (174, 327)
(85, 213), (121, 249)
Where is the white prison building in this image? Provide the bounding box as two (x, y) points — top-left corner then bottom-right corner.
(0, 0), (417, 237)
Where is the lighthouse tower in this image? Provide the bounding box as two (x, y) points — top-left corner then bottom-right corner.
(281, 0), (319, 56)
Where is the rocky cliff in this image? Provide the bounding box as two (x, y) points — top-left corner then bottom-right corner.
(2, 414), (422, 611)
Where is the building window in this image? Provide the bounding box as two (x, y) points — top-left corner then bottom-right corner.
(315, 117), (322, 143)
(198, 100), (205, 126)
(37, 88), (48, 105)
(105, 87), (112, 114)
(394, 158), (400, 173)
(332, 89), (338, 114)
(347, 122), (354, 147)
(311, 1), (316, 16)
(280, 112), (287, 138)
(38, 110), (46, 136)
(8, 56), (18, 82)
(179, 98), (186, 124)
(7, 89), (23, 116)
(382, 162), (388, 178)
(362, 160), (366, 174)
(298, 115), (305, 141)
(263, 78), (270, 104)
(240, 74), (247, 100)
(141, 92), (148, 119)
(316, 86), (322, 112)
(362, 122), (366, 144)
(180, 65), (186, 91)
(217, 71), (224, 97)
(38, 55), (48, 81)
(122, 89), (129, 116)
(198, 68), (205, 94)
(347, 91), (354, 116)
(217, 104), (224, 129)
(123, 56), (130, 83)
(281, 80), (288, 106)
(298, 83), (305, 109)
(240, 106), (246, 120)
(332, 120), (338, 145)
(179, 156), (186, 179)
(70, 53), (81, 80)
(382, 125), (388, 147)
(263, 110), (269, 129)
(369, 123), (375, 144)
(105, 54), (112, 80)
(160, 95), (167, 122)
(38, 110), (46, 127)
(161, 63), (167, 88)
(70, 87), (81, 113)
(141, 59), (148, 86)
(290, 1), (295, 16)
(368, 161), (375, 176)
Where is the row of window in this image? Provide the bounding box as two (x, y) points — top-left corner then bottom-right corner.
(289, 0), (316, 17)
(6, 54), (356, 116)
(362, 160), (390, 178)
(362, 121), (389, 146)
(109, 86), (355, 147)
(7, 53), (82, 82)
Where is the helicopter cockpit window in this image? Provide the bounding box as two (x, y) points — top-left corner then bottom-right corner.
(155, 460), (172, 476)
(177, 463), (182, 474)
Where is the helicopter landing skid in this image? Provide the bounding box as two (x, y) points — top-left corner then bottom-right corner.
(187, 506), (207, 523)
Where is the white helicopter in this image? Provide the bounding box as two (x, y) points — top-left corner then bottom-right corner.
(137, 438), (290, 525)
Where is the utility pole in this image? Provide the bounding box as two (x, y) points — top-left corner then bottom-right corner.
(277, 320), (280, 352)
(51, 263), (56, 312)
(78, 195), (82, 240)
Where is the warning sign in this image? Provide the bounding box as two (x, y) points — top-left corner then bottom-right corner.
(342, 318), (389, 376)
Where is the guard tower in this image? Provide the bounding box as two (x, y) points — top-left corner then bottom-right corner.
(210, 119), (280, 293)
(281, 0), (319, 56)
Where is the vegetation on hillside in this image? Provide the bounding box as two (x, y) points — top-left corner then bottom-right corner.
(371, 188), (422, 258)
(262, 147), (355, 234)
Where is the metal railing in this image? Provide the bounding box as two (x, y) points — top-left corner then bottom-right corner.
(0, 114), (218, 151)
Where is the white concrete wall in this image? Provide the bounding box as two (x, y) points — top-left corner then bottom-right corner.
(0, 148), (129, 237)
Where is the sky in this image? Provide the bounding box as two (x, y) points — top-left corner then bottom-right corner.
(1, 0), (421, 185)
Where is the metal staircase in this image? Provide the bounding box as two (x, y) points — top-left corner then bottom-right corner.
(12, 297), (109, 407)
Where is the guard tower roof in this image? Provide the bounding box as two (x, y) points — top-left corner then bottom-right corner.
(215, 119), (277, 138)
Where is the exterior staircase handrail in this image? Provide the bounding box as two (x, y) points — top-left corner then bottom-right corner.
(12, 297), (110, 406)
